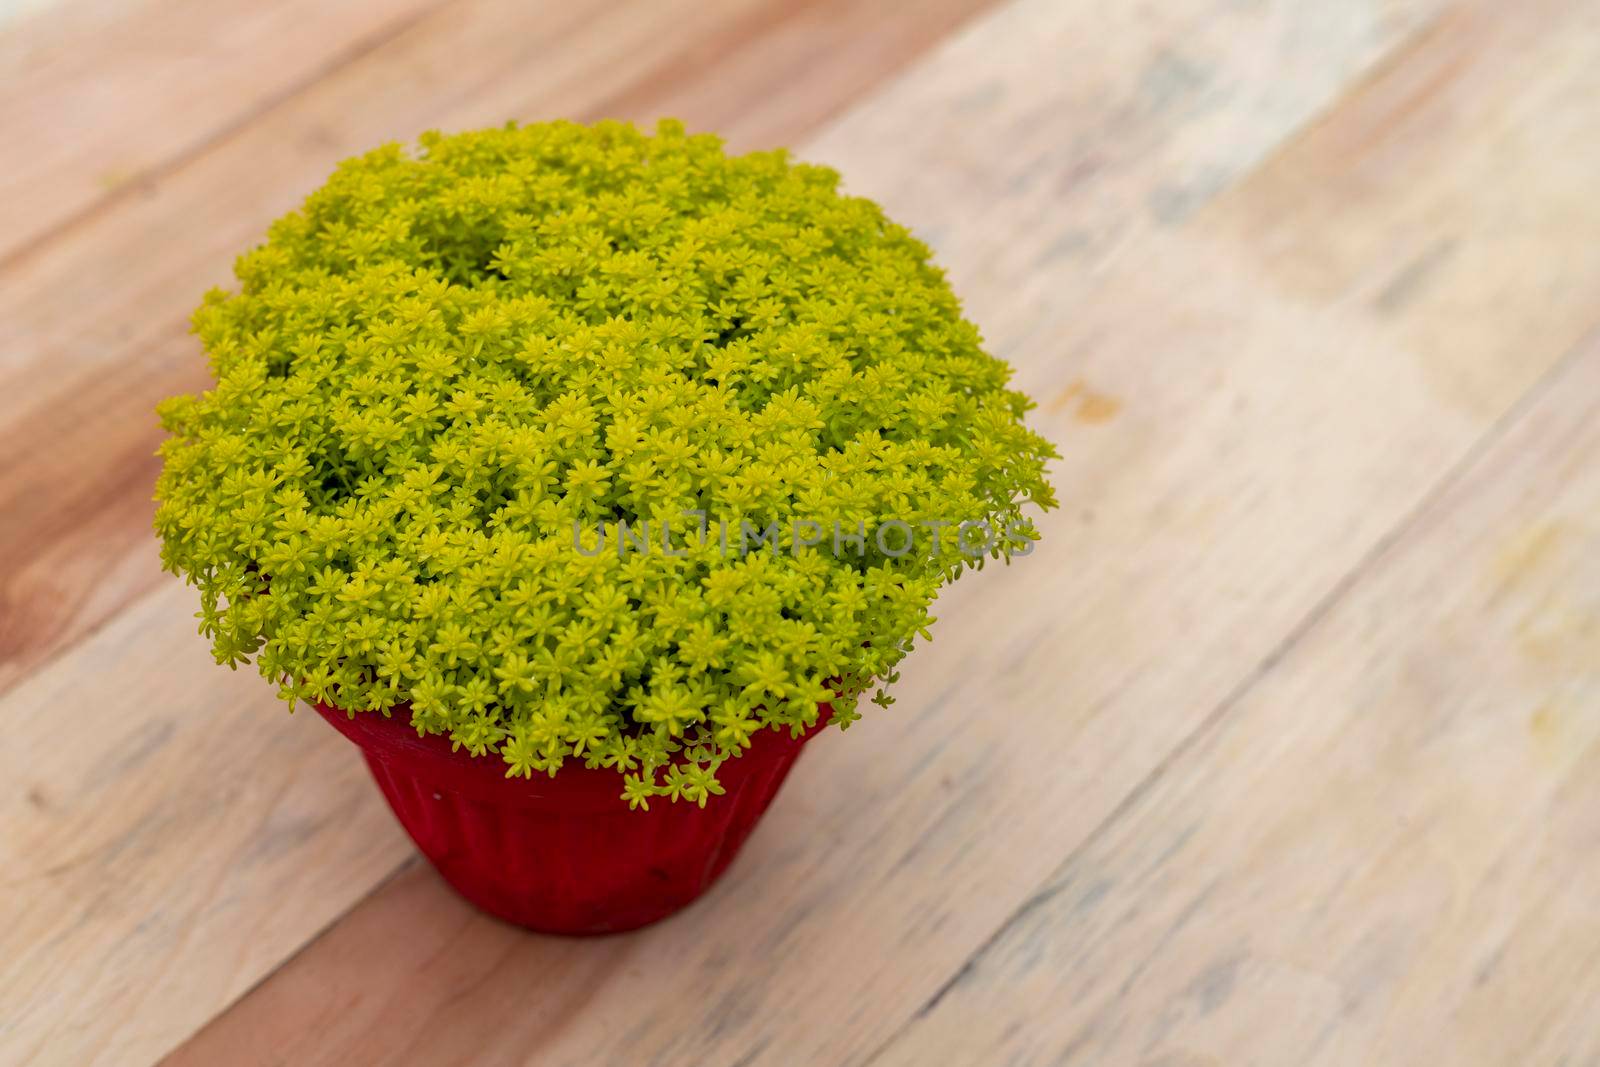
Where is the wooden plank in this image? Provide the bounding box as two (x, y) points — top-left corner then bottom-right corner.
(0, 567), (417, 1067)
(0, 0), (999, 702)
(0, 0), (445, 263)
(591, 0), (1005, 155)
(0, 0), (118, 50)
(870, 334), (1600, 1067)
(0, 1), (1002, 1064)
(1203, 1), (1600, 419)
(801, 0), (1450, 352)
(860, 2), (1600, 1060)
(172, 2), (1600, 1065)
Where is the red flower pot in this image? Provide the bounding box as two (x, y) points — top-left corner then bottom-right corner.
(313, 701), (829, 935)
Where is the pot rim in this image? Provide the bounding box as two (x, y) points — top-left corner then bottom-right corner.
(313, 699), (832, 809)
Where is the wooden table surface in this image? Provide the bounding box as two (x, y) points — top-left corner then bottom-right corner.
(5, 0), (1600, 1063)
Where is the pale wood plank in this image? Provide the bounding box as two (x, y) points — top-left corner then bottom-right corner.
(0, 562), (416, 1067)
(873, 333), (1600, 1067)
(0, 0), (149, 71)
(0, 0), (118, 52)
(174, 2), (1600, 1065)
(0, 0), (444, 263)
(1204, 1), (1600, 420)
(592, 0), (1002, 155)
(0, 0), (999, 702)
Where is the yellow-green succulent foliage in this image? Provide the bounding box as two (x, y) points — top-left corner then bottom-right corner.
(154, 119), (1057, 806)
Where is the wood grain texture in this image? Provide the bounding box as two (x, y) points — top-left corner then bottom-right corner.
(864, 1), (1600, 1060)
(0, 571), (417, 1066)
(872, 332), (1600, 1067)
(591, 0), (1004, 155)
(171, 1), (1600, 1064)
(0, 0), (444, 263)
(1204, 0), (1600, 419)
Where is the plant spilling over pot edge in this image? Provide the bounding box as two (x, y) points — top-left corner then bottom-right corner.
(154, 119), (1058, 807)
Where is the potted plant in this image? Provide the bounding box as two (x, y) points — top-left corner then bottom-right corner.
(154, 119), (1057, 934)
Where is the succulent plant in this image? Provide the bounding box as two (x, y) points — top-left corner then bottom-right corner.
(154, 119), (1056, 806)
